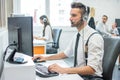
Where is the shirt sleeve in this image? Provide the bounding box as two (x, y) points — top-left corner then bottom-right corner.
(87, 34), (104, 74)
(64, 38), (74, 58)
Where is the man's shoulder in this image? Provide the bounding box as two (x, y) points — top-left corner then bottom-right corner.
(86, 25), (98, 34)
(86, 26), (102, 39)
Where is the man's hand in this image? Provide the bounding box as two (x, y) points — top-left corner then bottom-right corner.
(48, 63), (66, 74)
(32, 55), (46, 62)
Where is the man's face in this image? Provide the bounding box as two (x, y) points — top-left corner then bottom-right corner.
(40, 19), (44, 24)
(70, 8), (82, 27)
(102, 16), (108, 24)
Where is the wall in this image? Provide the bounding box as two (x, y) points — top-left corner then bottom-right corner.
(0, 30), (8, 80)
(0, 0), (12, 63)
(0, 29), (8, 56)
(75, 0), (120, 26)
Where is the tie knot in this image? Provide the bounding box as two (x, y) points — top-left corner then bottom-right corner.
(77, 33), (80, 37)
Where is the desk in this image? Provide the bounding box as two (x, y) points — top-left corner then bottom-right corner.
(3, 52), (36, 80)
(36, 59), (83, 80)
(33, 39), (46, 55)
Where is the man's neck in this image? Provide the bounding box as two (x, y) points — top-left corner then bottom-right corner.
(77, 22), (87, 32)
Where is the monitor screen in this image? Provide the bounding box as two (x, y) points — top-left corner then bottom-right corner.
(8, 17), (33, 56)
(115, 19), (120, 27)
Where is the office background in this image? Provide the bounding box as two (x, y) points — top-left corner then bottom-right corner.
(0, 0), (120, 59)
(0, 0), (120, 80)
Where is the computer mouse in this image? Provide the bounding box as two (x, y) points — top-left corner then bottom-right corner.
(33, 57), (46, 63)
(33, 57), (41, 63)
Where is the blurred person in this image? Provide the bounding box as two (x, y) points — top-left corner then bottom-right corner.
(96, 15), (111, 37)
(34, 15), (53, 43)
(110, 22), (119, 36)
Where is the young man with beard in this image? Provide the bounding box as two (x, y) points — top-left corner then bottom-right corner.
(33, 2), (104, 80)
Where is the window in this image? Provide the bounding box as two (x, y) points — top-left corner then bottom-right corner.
(50, 0), (73, 26)
(21, 0), (45, 26)
(0, 0), (5, 28)
(20, 0), (73, 27)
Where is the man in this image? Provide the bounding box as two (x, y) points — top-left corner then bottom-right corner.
(96, 15), (111, 37)
(110, 22), (119, 36)
(33, 2), (104, 79)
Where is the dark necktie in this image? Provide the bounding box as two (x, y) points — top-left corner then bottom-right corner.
(74, 33), (80, 67)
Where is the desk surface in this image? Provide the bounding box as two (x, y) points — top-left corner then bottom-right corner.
(36, 74), (83, 80)
(4, 52), (36, 80)
(36, 59), (83, 80)
(33, 39), (46, 46)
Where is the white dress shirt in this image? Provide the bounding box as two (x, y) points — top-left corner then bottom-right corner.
(42, 25), (53, 43)
(111, 28), (119, 36)
(96, 22), (111, 37)
(64, 25), (104, 77)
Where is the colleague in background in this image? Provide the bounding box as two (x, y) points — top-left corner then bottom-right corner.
(96, 15), (111, 37)
(33, 2), (104, 80)
(110, 22), (119, 36)
(88, 7), (96, 29)
(34, 15), (53, 43)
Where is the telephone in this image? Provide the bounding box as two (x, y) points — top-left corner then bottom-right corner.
(6, 49), (27, 64)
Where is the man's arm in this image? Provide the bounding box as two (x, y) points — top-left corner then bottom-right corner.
(48, 64), (95, 75)
(32, 52), (67, 62)
(64, 66), (95, 75)
(45, 52), (67, 60)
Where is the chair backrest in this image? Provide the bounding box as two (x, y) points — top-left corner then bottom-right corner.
(117, 27), (120, 35)
(52, 28), (62, 48)
(102, 37), (120, 80)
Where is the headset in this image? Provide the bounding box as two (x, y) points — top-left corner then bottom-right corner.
(76, 6), (90, 27)
(43, 18), (47, 23)
(82, 6), (90, 22)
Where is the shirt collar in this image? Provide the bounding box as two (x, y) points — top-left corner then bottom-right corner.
(78, 25), (89, 37)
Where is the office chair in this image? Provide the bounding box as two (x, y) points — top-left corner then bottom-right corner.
(117, 27), (120, 35)
(46, 28), (62, 54)
(102, 37), (120, 80)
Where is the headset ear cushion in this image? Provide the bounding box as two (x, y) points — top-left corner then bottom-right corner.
(43, 18), (47, 22)
(82, 6), (90, 21)
(82, 12), (89, 21)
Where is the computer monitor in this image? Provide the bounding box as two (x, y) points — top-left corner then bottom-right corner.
(115, 19), (120, 27)
(8, 17), (33, 56)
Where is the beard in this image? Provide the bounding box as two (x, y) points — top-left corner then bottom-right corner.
(71, 19), (83, 28)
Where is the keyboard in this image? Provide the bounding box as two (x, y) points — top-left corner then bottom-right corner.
(35, 64), (59, 77)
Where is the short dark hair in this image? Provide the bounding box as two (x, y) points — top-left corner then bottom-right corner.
(71, 2), (86, 16)
(103, 15), (108, 20)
